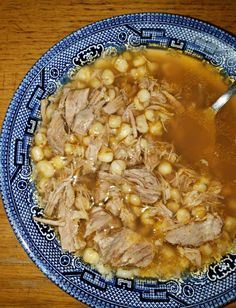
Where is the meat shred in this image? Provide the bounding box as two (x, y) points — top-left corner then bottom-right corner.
(32, 49), (231, 280)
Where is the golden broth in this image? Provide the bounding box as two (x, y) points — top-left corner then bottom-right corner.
(32, 48), (236, 280)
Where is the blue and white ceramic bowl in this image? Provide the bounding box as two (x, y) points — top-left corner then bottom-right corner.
(0, 13), (236, 307)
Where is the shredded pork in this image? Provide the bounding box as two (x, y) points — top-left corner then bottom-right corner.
(32, 49), (231, 280)
(94, 228), (154, 267)
(165, 214), (223, 247)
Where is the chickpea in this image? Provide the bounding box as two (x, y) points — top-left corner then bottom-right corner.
(136, 114), (149, 134)
(109, 136), (118, 148)
(76, 66), (91, 82)
(128, 194), (141, 206)
(110, 160), (126, 175)
(123, 135), (135, 146)
(140, 138), (148, 149)
(64, 143), (75, 155)
(83, 248), (100, 265)
(130, 68), (139, 79)
(35, 132), (47, 147)
(124, 194), (130, 203)
(137, 65), (147, 78)
(166, 200), (180, 213)
(37, 160), (55, 178)
(193, 181), (207, 192)
(83, 136), (91, 146)
(38, 127), (47, 134)
(89, 121), (105, 136)
(122, 51), (132, 61)
(31, 146), (44, 162)
(101, 69), (115, 85)
(90, 78), (101, 88)
(176, 208), (191, 224)
(116, 269), (136, 279)
(51, 156), (66, 170)
(121, 183), (132, 194)
(108, 115), (122, 128)
(133, 55), (146, 67)
(158, 161), (173, 176)
(191, 205), (206, 219)
(114, 58), (129, 73)
(170, 188), (181, 202)
(134, 96), (148, 111)
(149, 121), (163, 136)
(68, 134), (77, 144)
(94, 58), (108, 69)
(145, 109), (156, 122)
(98, 152), (114, 163)
(137, 89), (151, 103)
(117, 123), (132, 140)
(98, 147), (113, 163)
(141, 209), (155, 225)
(108, 88), (116, 100)
(199, 176), (210, 185)
(153, 219), (170, 234)
(132, 206), (142, 217)
(76, 145), (85, 158)
(110, 128), (118, 135)
(43, 146), (53, 159)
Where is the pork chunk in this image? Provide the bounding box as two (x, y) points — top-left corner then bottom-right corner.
(58, 87), (94, 135)
(103, 95), (125, 114)
(45, 180), (75, 217)
(182, 247), (201, 267)
(124, 168), (161, 204)
(64, 88), (90, 126)
(72, 108), (94, 135)
(85, 139), (103, 163)
(58, 209), (80, 252)
(47, 111), (68, 154)
(165, 214), (223, 247)
(84, 207), (120, 237)
(94, 228), (154, 268)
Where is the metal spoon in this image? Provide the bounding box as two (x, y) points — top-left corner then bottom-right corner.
(211, 81), (236, 112)
(167, 81), (236, 163)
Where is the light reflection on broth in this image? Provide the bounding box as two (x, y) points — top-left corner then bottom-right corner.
(31, 48), (236, 280)
(161, 51), (236, 183)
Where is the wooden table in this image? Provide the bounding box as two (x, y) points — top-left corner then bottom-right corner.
(0, 0), (236, 307)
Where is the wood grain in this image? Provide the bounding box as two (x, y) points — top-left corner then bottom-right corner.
(0, 0), (236, 307)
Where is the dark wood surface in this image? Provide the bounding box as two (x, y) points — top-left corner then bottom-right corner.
(0, 0), (236, 306)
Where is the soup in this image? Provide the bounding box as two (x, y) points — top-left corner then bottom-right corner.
(31, 48), (236, 279)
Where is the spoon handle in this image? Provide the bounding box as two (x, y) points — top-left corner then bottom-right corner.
(211, 82), (236, 112)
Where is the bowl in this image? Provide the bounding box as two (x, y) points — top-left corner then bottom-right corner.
(0, 13), (236, 307)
